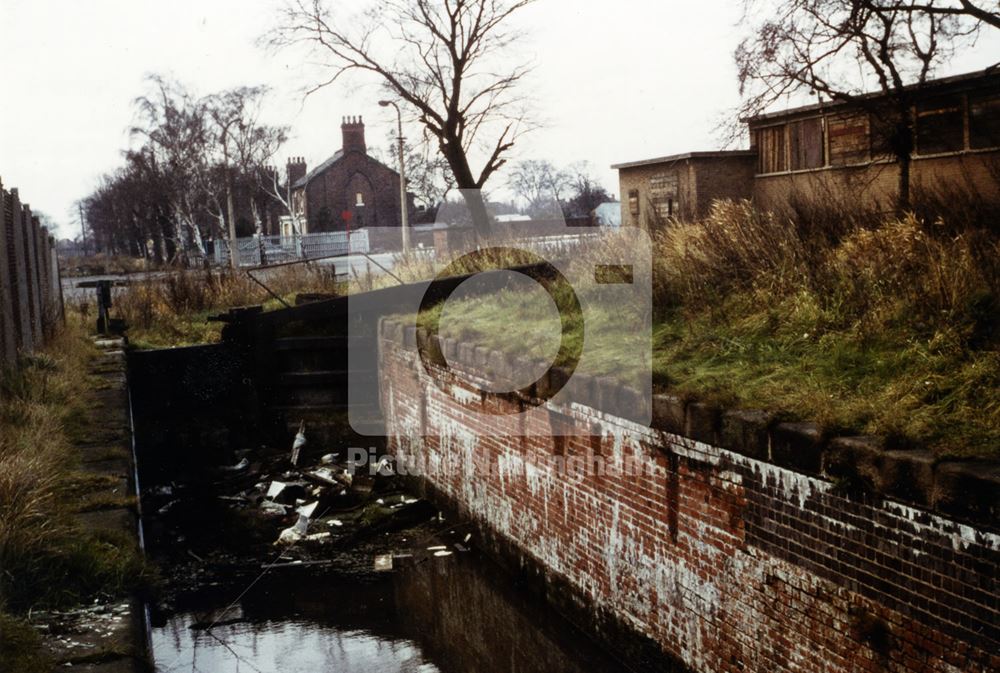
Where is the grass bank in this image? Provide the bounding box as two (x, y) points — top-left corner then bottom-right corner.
(412, 200), (999, 459)
(0, 318), (151, 670)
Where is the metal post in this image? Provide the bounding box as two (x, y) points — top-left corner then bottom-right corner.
(379, 100), (410, 253)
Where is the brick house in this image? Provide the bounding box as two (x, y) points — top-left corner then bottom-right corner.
(614, 68), (1000, 225)
(287, 116), (414, 235)
(612, 151), (756, 227)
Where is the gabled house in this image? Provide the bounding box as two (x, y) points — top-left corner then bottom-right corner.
(287, 116), (414, 235)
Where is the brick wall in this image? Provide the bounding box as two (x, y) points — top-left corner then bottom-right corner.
(617, 154), (756, 227)
(303, 152), (407, 232)
(378, 321), (1000, 673)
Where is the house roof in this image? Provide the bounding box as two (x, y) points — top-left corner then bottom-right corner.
(291, 149), (402, 190)
(611, 150), (755, 171)
(744, 66), (1000, 125)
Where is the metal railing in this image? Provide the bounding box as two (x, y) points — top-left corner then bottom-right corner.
(212, 230), (370, 267)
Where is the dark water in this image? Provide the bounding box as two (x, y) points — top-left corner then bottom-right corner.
(151, 550), (629, 673)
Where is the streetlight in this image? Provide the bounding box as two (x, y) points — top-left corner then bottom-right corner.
(378, 99), (410, 253)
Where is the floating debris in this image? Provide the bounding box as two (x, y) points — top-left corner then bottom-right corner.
(219, 457), (249, 472)
(427, 545), (448, 551)
(290, 421), (306, 466)
(433, 550), (453, 557)
(374, 554), (393, 571)
(320, 453), (337, 464)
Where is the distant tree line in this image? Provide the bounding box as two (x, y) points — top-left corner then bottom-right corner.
(82, 76), (289, 264)
(506, 160), (615, 220)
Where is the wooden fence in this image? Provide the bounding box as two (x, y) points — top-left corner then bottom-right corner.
(0, 177), (64, 366)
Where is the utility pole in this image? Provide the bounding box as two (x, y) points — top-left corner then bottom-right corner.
(379, 100), (410, 253)
(78, 202), (88, 255)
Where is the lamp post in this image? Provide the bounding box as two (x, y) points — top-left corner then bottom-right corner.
(378, 99), (410, 253)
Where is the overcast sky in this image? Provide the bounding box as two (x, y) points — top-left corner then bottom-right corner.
(2, 0), (998, 239)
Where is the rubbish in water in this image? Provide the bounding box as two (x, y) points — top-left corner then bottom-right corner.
(433, 550), (453, 557)
(220, 457), (249, 472)
(297, 501), (319, 518)
(427, 545), (447, 551)
(158, 500), (179, 515)
(305, 468), (349, 488)
(290, 421), (306, 466)
(327, 519), (344, 527)
(265, 481), (308, 504)
(454, 543), (469, 552)
(464, 533), (472, 543)
(320, 453), (336, 464)
(275, 514), (311, 546)
(305, 532), (331, 542)
(374, 554), (393, 571)
(260, 501), (288, 516)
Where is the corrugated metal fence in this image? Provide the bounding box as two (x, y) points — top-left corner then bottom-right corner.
(0, 177), (64, 367)
(212, 230), (370, 267)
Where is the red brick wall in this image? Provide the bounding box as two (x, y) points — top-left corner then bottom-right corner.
(304, 152), (405, 232)
(378, 323), (1000, 673)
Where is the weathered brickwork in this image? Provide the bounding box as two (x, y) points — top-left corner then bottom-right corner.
(379, 324), (1000, 673)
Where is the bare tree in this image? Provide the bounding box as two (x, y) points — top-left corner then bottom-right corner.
(267, 0), (537, 236)
(212, 86), (289, 237)
(131, 75), (212, 261)
(735, 0), (989, 209)
(384, 131), (456, 210)
(507, 159), (571, 217)
(894, 0), (1000, 29)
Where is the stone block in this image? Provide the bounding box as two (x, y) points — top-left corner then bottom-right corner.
(771, 421), (824, 474)
(720, 409), (772, 460)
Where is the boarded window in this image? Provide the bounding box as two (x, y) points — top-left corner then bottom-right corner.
(828, 113), (869, 165)
(757, 125), (787, 173)
(916, 96), (964, 155)
(649, 172), (678, 219)
(789, 118), (825, 170)
(628, 189), (640, 216)
(970, 90), (1000, 150)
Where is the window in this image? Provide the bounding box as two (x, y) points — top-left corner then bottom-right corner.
(757, 125), (787, 173)
(916, 96), (964, 155)
(827, 112), (870, 165)
(649, 172), (678, 219)
(789, 117), (825, 170)
(628, 189), (640, 217)
(970, 90), (1000, 150)
(355, 192), (366, 206)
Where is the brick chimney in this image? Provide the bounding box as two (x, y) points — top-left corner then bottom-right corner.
(341, 115), (366, 154)
(286, 156), (306, 186)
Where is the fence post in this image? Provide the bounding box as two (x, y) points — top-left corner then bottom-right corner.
(0, 180), (16, 367)
(7, 189), (32, 352)
(21, 204), (43, 344)
(49, 234), (65, 325)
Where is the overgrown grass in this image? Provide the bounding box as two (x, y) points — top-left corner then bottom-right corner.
(85, 265), (347, 349)
(413, 197), (999, 459)
(0, 319), (153, 670)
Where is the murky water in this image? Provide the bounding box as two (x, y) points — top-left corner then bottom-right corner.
(152, 552), (628, 673)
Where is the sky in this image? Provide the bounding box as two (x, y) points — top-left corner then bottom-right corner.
(1, 0), (998, 239)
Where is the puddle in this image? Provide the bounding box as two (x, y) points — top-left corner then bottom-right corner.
(151, 553), (628, 673)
